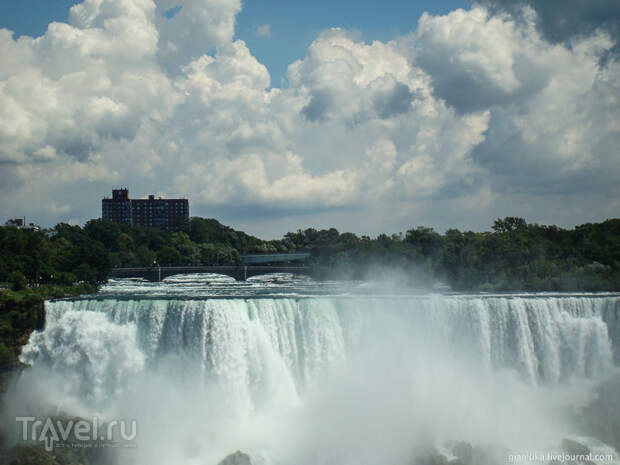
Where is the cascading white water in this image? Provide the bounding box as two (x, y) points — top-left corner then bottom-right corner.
(8, 289), (620, 465)
(29, 296), (617, 391)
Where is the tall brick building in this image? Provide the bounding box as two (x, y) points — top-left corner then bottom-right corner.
(102, 188), (189, 230)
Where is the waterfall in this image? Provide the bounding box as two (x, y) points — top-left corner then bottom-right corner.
(21, 296), (618, 404)
(10, 294), (620, 465)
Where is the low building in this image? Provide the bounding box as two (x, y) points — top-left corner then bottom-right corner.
(4, 217), (40, 231)
(102, 188), (189, 230)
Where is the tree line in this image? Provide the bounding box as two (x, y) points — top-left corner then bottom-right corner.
(1, 216), (619, 292)
(298, 217), (620, 292)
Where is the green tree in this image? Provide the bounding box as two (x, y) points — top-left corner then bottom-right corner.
(157, 246), (181, 265)
(84, 219), (122, 249)
(492, 217), (528, 234)
(8, 271), (27, 291)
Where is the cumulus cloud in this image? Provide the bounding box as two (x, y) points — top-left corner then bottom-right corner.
(373, 82), (415, 119)
(478, 0), (620, 58)
(0, 0), (179, 167)
(155, 0), (241, 70)
(0, 0), (618, 235)
(414, 7), (537, 113)
(412, 6), (620, 198)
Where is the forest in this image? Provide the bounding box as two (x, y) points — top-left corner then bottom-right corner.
(1, 216), (619, 292)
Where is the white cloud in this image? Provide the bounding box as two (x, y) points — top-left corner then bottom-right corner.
(155, 0), (241, 70)
(412, 6), (620, 196)
(0, 1), (618, 235)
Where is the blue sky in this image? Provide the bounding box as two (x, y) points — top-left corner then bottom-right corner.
(1, 0), (469, 86)
(0, 1), (79, 36)
(0, 0), (618, 237)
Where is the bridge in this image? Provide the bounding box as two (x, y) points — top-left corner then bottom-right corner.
(109, 265), (312, 282)
(109, 252), (313, 282)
